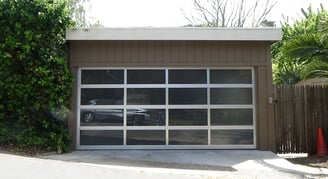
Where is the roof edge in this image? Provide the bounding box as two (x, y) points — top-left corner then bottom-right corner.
(66, 27), (282, 41)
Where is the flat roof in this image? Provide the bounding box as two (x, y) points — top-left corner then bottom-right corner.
(66, 27), (282, 41)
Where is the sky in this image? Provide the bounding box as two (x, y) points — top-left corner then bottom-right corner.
(86, 0), (328, 27)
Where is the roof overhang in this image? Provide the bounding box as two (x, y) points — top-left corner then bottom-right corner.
(66, 27), (282, 41)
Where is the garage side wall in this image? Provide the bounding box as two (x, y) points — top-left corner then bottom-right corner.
(68, 40), (276, 151)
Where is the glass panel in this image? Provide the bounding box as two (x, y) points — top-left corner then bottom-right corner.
(211, 109), (253, 125)
(80, 109), (123, 126)
(210, 69), (252, 84)
(80, 130), (123, 145)
(127, 109), (165, 126)
(169, 88), (207, 104)
(169, 130), (208, 145)
(210, 88), (252, 104)
(127, 130), (165, 145)
(169, 109), (207, 126)
(127, 70), (165, 84)
(81, 88), (123, 105)
(211, 130), (254, 145)
(81, 70), (124, 84)
(169, 70), (207, 84)
(127, 88), (165, 105)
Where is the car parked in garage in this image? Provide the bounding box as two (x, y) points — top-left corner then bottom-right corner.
(81, 99), (151, 126)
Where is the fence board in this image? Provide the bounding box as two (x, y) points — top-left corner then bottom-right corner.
(274, 85), (328, 154)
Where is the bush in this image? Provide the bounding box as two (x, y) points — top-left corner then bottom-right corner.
(0, 0), (73, 152)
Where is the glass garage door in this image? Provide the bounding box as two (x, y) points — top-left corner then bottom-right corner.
(77, 68), (255, 149)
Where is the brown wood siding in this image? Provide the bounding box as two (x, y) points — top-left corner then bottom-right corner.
(255, 65), (276, 152)
(69, 66), (78, 149)
(265, 46), (276, 152)
(69, 41), (269, 67)
(256, 67), (268, 150)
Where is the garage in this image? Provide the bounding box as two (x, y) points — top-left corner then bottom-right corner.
(66, 28), (281, 150)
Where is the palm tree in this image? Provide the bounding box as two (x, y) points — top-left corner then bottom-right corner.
(283, 5), (328, 79)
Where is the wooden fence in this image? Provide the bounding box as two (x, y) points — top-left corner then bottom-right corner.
(274, 85), (328, 154)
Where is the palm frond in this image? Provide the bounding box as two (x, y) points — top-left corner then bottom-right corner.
(283, 33), (328, 63)
(306, 70), (328, 78)
(302, 60), (328, 78)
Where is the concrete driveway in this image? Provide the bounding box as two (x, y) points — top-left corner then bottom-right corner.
(1, 150), (328, 179)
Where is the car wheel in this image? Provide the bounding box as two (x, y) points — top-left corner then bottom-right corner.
(82, 112), (95, 123)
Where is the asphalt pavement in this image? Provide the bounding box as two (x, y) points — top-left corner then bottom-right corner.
(1, 150), (328, 179)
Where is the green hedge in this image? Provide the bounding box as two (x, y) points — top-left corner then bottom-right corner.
(0, 0), (73, 152)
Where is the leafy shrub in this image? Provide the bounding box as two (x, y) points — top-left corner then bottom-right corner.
(0, 0), (73, 152)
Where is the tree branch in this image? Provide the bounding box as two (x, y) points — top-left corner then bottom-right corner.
(183, 0), (277, 27)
